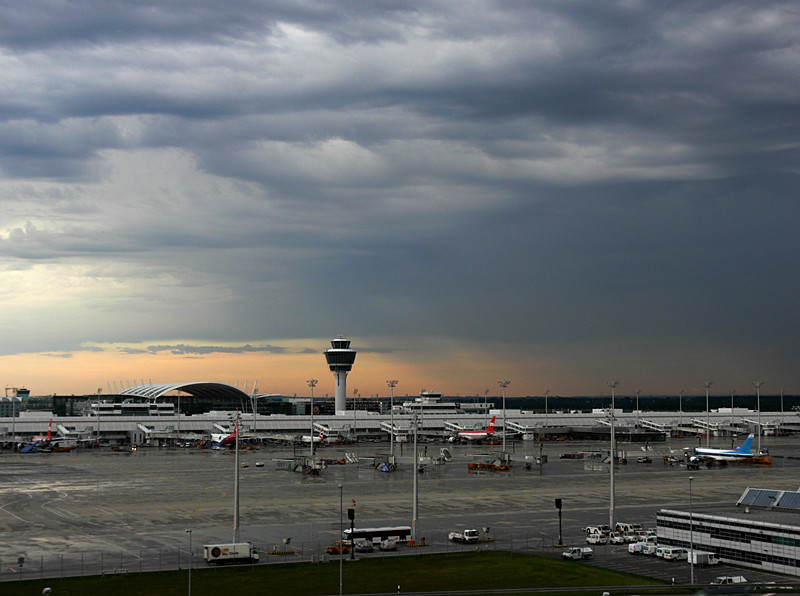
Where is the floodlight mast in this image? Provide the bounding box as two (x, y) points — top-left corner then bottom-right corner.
(498, 380), (510, 453)
(702, 381), (713, 448)
(308, 379), (318, 461)
(386, 380), (398, 458)
(231, 411), (240, 543)
(753, 381), (764, 453)
(635, 389), (641, 428)
(607, 380), (619, 531)
(544, 389), (550, 430)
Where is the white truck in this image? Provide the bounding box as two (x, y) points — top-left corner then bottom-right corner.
(689, 550), (720, 566)
(561, 546), (593, 560)
(448, 528), (479, 544)
(203, 542), (260, 565)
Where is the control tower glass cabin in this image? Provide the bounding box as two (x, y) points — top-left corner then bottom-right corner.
(324, 336), (357, 414)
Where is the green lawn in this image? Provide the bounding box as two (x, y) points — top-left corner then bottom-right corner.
(0, 551), (668, 596)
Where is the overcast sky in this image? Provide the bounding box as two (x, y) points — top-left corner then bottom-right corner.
(1, 1), (798, 398)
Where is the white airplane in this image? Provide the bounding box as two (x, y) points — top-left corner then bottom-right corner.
(692, 434), (755, 462)
(450, 416), (496, 442)
(300, 430), (325, 444)
(211, 426), (237, 449)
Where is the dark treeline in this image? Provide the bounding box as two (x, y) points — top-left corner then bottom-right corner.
(458, 395), (800, 413)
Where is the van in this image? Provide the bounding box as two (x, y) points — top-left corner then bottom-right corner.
(628, 541), (646, 554)
(663, 547), (688, 561)
(586, 532), (609, 545)
(609, 532), (626, 544)
(641, 542), (659, 556)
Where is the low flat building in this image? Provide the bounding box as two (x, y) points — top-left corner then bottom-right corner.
(657, 487), (800, 577)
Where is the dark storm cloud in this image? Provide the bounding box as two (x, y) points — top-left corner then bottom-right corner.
(0, 1), (798, 391)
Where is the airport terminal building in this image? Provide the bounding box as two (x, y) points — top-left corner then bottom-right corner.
(657, 487), (800, 577)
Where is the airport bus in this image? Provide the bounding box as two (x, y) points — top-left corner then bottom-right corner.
(342, 526), (412, 546)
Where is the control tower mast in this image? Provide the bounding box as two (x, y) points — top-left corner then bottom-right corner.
(324, 336), (357, 415)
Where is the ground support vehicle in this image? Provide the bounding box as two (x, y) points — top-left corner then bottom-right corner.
(689, 550), (720, 566)
(379, 539), (397, 551)
(326, 541), (351, 555)
(561, 546), (593, 560)
(203, 543), (260, 565)
(609, 532), (625, 544)
(352, 538), (374, 552)
(641, 542), (659, 556)
(586, 532), (609, 545)
(448, 528), (479, 544)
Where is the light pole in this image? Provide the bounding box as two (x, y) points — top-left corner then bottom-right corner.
(308, 379), (318, 461)
(338, 484), (343, 596)
(702, 382), (713, 448)
(679, 389), (684, 432)
(753, 381), (764, 453)
(498, 380), (510, 453)
(185, 529), (192, 596)
(386, 380), (398, 458)
(730, 389), (735, 428)
(412, 414), (419, 542)
(231, 411), (240, 543)
(607, 380), (619, 531)
(689, 476), (694, 586)
(544, 389), (550, 430)
(10, 396), (16, 447)
(248, 382), (259, 436)
(635, 389), (641, 428)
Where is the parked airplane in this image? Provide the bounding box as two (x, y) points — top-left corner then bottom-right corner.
(450, 416), (496, 442)
(691, 434), (755, 462)
(20, 420), (54, 453)
(211, 426), (237, 449)
(300, 431), (325, 444)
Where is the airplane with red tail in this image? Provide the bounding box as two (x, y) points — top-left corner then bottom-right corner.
(450, 416), (496, 442)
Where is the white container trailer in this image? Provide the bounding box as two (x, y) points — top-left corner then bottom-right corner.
(203, 542), (260, 565)
(688, 550), (720, 566)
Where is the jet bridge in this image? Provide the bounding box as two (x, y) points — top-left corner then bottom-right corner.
(640, 419), (673, 433)
(443, 420), (464, 433)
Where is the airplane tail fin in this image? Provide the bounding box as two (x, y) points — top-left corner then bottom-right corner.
(737, 434), (754, 454)
(486, 416), (496, 434)
(47, 419), (52, 440)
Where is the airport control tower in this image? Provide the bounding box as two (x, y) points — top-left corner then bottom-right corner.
(324, 336), (357, 415)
